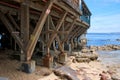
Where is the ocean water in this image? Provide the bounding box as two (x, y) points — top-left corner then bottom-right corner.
(86, 33), (120, 46)
(87, 33), (120, 67)
(98, 50), (120, 65)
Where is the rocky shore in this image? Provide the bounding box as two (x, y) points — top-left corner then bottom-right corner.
(89, 45), (120, 51)
(0, 45), (120, 80)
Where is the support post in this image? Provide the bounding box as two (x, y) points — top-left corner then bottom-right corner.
(21, 0), (29, 61)
(43, 47), (53, 68)
(26, 0), (55, 61)
(58, 52), (67, 64)
(20, 0), (36, 74)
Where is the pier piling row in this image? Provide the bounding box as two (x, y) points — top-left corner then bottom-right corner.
(0, 0), (91, 69)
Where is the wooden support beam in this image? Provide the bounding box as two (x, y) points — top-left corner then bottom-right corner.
(70, 27), (81, 37)
(47, 11), (67, 48)
(66, 27), (82, 42)
(0, 0), (89, 29)
(54, 0), (82, 16)
(47, 15), (65, 52)
(73, 27), (83, 38)
(75, 29), (87, 38)
(42, 30), (69, 34)
(70, 38), (74, 50)
(0, 12), (23, 50)
(62, 17), (77, 43)
(26, 0), (55, 61)
(21, 0), (29, 46)
(45, 15), (50, 43)
(71, 27), (85, 40)
(7, 14), (20, 30)
(56, 35), (64, 52)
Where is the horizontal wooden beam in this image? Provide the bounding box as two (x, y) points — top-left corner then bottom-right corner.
(0, 0), (89, 28)
(42, 30), (69, 34)
(54, 0), (82, 16)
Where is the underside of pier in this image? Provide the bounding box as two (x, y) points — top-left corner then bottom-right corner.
(0, 0), (91, 69)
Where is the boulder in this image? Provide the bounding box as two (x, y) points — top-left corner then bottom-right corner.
(76, 57), (90, 63)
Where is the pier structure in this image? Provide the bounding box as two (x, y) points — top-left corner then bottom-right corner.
(0, 0), (91, 70)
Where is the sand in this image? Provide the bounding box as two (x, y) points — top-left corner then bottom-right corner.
(0, 50), (114, 80)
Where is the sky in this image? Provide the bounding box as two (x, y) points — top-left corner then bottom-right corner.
(84, 0), (120, 33)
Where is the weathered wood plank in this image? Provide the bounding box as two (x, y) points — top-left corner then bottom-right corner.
(75, 29), (86, 38)
(26, 0), (55, 61)
(7, 14), (20, 30)
(47, 11), (67, 48)
(71, 27), (85, 40)
(21, 0), (29, 46)
(42, 30), (69, 34)
(54, 0), (82, 16)
(56, 35), (64, 52)
(62, 17), (77, 43)
(0, 12), (23, 50)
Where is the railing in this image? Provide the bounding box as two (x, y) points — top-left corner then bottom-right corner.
(80, 15), (90, 24)
(62, 0), (91, 25)
(62, 0), (80, 12)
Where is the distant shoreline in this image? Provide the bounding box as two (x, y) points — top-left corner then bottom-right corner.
(88, 44), (120, 51)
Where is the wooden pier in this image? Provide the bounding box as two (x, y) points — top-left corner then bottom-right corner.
(0, 0), (91, 70)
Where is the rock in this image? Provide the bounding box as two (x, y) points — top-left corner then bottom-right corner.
(90, 51), (98, 61)
(111, 74), (120, 80)
(99, 73), (108, 80)
(89, 45), (120, 51)
(72, 58), (77, 63)
(89, 46), (97, 51)
(71, 52), (79, 56)
(81, 48), (89, 53)
(76, 58), (90, 63)
(53, 66), (79, 80)
(77, 53), (89, 58)
(99, 71), (112, 80)
(76, 50), (98, 62)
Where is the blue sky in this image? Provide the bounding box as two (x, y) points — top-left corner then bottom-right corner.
(84, 0), (120, 33)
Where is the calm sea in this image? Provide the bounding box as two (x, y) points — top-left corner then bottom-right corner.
(87, 33), (120, 69)
(86, 33), (120, 46)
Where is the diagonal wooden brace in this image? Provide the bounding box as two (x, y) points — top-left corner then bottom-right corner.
(26, 0), (55, 61)
(62, 17), (77, 43)
(47, 11), (68, 49)
(0, 12), (23, 50)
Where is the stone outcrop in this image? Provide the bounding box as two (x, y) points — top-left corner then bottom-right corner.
(72, 47), (98, 63)
(89, 45), (120, 51)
